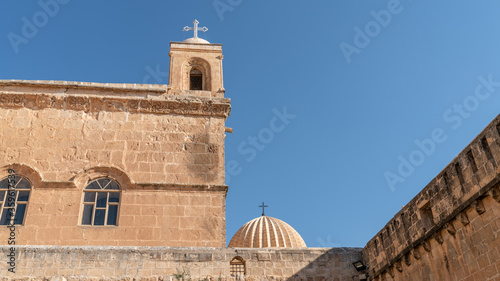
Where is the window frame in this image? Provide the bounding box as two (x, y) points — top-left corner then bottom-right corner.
(0, 175), (32, 226)
(80, 178), (121, 227)
(230, 256), (246, 276)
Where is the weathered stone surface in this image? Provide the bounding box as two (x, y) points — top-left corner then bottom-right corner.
(0, 90), (230, 118)
(363, 114), (500, 281)
(0, 246), (362, 280)
(0, 79), (229, 248)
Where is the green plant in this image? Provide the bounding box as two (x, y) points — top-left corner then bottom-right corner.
(173, 266), (192, 281)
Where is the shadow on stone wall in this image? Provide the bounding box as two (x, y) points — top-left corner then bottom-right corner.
(0, 246), (363, 280)
(284, 248), (363, 281)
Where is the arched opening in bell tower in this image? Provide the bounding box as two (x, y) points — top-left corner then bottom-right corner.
(190, 68), (203, 90)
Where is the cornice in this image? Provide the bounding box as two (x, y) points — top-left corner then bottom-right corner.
(0, 92), (231, 118)
(0, 80), (169, 93)
(34, 182), (229, 193)
(0, 164), (228, 193)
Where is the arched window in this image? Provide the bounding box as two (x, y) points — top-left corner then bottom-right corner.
(230, 256), (246, 276)
(190, 68), (203, 90)
(81, 178), (120, 226)
(0, 175), (31, 225)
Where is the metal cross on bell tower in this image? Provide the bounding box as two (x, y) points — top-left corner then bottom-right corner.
(183, 19), (208, 39)
(259, 202), (268, 216)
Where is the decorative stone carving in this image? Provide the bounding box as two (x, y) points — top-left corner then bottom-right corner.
(472, 199), (486, 215)
(0, 93), (230, 118)
(422, 240), (431, 252)
(387, 266), (395, 277)
(490, 186), (500, 202)
(404, 253), (411, 266)
(458, 212), (470, 226)
(395, 260), (403, 272)
(413, 248), (421, 260)
(445, 222), (457, 236)
(433, 231), (444, 244)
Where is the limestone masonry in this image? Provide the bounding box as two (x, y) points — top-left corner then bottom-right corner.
(0, 41), (229, 248)
(363, 114), (500, 281)
(0, 246), (362, 279)
(0, 31), (498, 280)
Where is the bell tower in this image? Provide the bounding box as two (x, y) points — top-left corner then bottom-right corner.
(169, 20), (225, 97)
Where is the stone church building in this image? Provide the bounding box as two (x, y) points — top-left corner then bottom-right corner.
(0, 21), (499, 280)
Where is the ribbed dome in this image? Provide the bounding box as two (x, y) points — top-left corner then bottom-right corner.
(228, 216), (306, 248)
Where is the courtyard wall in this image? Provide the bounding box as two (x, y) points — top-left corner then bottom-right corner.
(362, 114), (500, 280)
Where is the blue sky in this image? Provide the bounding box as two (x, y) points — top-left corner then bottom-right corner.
(1, 1), (500, 247)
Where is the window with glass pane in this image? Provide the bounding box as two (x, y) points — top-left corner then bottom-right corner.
(0, 175), (31, 225)
(81, 178), (120, 226)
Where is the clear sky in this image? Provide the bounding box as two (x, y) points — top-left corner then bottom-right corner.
(1, 1), (500, 247)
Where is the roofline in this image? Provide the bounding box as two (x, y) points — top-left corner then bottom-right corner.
(0, 80), (169, 93)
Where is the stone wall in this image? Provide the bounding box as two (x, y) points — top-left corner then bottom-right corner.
(0, 80), (230, 185)
(0, 80), (230, 247)
(0, 246), (362, 280)
(362, 114), (500, 280)
(0, 185), (227, 247)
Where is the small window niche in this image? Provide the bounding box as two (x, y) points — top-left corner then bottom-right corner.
(230, 256), (246, 277)
(419, 201), (434, 233)
(190, 68), (203, 90)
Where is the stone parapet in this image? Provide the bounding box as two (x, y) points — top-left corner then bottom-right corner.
(0, 246), (362, 280)
(362, 114), (500, 280)
(0, 80), (169, 93)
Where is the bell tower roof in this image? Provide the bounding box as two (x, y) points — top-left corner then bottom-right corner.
(182, 37), (210, 44)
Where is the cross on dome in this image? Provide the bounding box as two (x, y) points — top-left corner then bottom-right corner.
(183, 19), (208, 39)
(259, 202), (268, 216)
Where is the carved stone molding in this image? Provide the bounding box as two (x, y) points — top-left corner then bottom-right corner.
(387, 267), (395, 278)
(412, 248), (421, 260)
(445, 222), (457, 236)
(433, 231), (444, 244)
(472, 199), (486, 215)
(421, 240), (431, 252)
(490, 186), (500, 202)
(0, 92), (231, 118)
(0, 164), (227, 192)
(395, 260), (403, 272)
(404, 253), (411, 266)
(458, 213), (470, 226)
